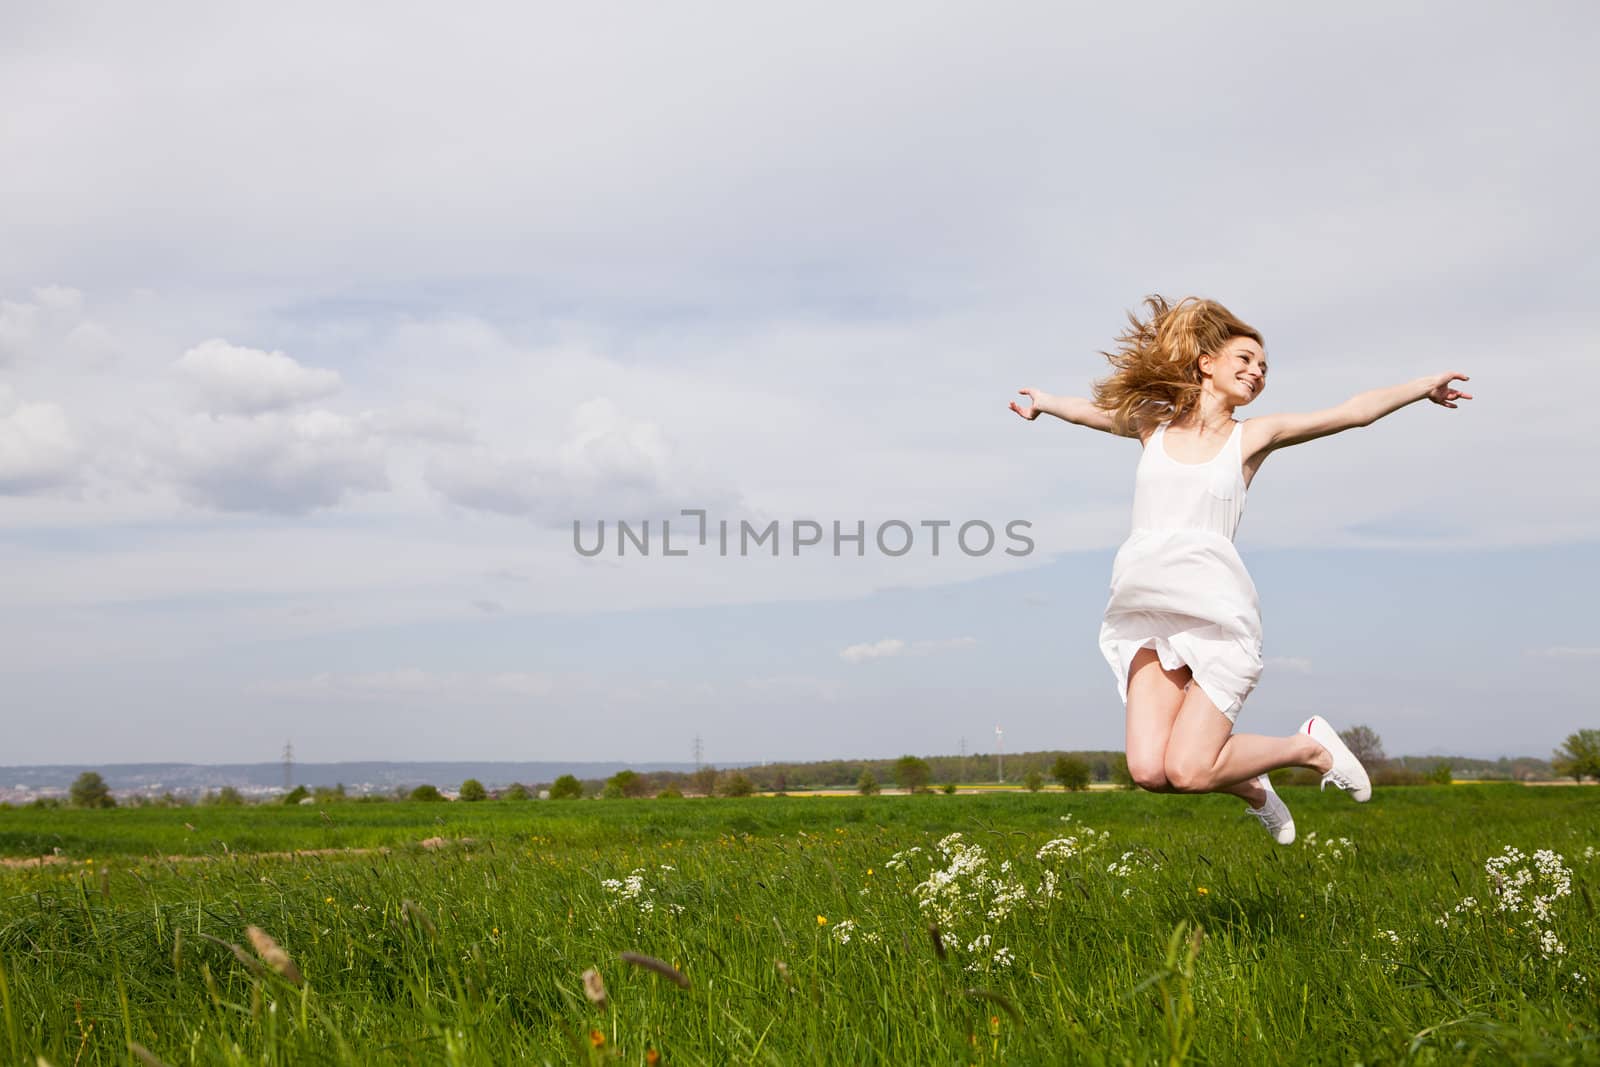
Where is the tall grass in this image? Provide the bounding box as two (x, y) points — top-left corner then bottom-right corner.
(1, 786), (1595, 1064)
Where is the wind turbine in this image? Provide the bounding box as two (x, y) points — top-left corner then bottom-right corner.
(994, 725), (1003, 784)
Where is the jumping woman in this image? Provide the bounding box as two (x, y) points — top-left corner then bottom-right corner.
(1009, 295), (1472, 844)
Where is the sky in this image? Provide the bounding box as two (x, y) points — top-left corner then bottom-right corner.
(2, 3), (1596, 766)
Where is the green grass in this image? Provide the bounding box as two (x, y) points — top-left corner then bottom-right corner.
(1, 786), (1596, 1064)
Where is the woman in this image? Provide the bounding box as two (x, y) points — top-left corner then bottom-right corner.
(1009, 295), (1471, 843)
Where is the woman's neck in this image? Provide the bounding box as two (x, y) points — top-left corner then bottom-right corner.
(1174, 392), (1234, 435)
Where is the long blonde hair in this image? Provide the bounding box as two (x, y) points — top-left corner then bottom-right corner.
(1091, 295), (1264, 437)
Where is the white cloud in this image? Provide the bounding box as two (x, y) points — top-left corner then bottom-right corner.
(30, 285), (84, 315)
(741, 674), (842, 703)
(360, 403), (475, 443)
(425, 396), (714, 524)
(840, 636), (977, 663)
(175, 338), (342, 414)
(840, 638), (905, 663)
(259, 669), (555, 702)
(165, 409), (387, 514)
(0, 299), (38, 362)
(0, 389), (82, 494)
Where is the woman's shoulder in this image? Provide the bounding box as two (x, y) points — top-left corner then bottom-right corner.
(1136, 419), (1168, 447)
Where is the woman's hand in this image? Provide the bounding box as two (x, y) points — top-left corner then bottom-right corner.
(1426, 372), (1473, 409)
(1010, 387), (1049, 420)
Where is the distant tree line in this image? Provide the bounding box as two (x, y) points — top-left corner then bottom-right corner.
(24, 732), (1592, 810)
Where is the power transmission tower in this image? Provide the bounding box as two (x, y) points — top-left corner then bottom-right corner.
(994, 726), (1003, 784)
(692, 734), (704, 770)
(282, 741), (293, 793)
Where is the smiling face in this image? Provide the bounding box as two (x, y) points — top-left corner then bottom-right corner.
(1199, 335), (1268, 406)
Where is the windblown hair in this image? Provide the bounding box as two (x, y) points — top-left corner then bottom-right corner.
(1091, 295), (1263, 438)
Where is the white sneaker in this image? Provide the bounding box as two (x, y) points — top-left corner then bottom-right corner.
(1299, 715), (1372, 802)
(1246, 774), (1295, 845)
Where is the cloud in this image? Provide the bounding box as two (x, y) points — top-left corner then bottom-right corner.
(360, 403), (475, 443)
(0, 286), (116, 369)
(741, 674), (842, 703)
(425, 396), (712, 524)
(840, 636), (977, 663)
(259, 669), (556, 702)
(0, 299), (39, 363)
(175, 339), (342, 414)
(0, 388), (82, 494)
(165, 409), (387, 514)
(30, 285), (84, 315)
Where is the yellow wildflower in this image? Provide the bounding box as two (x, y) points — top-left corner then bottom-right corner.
(817, 915), (828, 926)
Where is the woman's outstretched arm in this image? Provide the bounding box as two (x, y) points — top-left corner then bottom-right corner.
(1252, 371), (1472, 453)
(1009, 388), (1135, 437)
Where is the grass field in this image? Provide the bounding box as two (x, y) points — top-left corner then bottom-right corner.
(1, 785), (1596, 1065)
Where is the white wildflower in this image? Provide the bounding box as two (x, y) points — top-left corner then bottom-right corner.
(1036, 837), (1080, 862)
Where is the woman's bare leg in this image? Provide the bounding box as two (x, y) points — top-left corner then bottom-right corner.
(1124, 649), (1272, 805)
(1162, 682), (1333, 794)
(1123, 647), (1188, 792)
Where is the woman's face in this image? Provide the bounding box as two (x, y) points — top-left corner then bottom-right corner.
(1202, 336), (1267, 406)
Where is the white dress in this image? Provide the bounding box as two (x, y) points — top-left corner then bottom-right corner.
(1097, 418), (1263, 722)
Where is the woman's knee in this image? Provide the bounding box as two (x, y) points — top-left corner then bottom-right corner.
(1127, 755), (1170, 792)
(1163, 755), (1213, 794)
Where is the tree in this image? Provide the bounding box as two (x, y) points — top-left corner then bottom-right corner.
(1110, 754), (1135, 790)
(857, 771), (880, 796)
(1023, 770), (1045, 792)
(657, 786), (684, 800)
(204, 786), (245, 806)
(408, 784), (444, 802)
(941, 782), (957, 795)
(1052, 755), (1091, 792)
(719, 773), (755, 798)
(69, 771), (115, 809)
(606, 770), (651, 798)
(1338, 725), (1387, 766)
(549, 775), (584, 800)
(893, 755), (932, 794)
(282, 785), (310, 805)
(1425, 761), (1453, 785)
(688, 766), (719, 797)
(1552, 729), (1600, 783)
(458, 778), (488, 802)
(502, 783), (531, 801)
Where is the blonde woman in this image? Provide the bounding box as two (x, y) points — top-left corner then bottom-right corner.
(1010, 296), (1471, 843)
